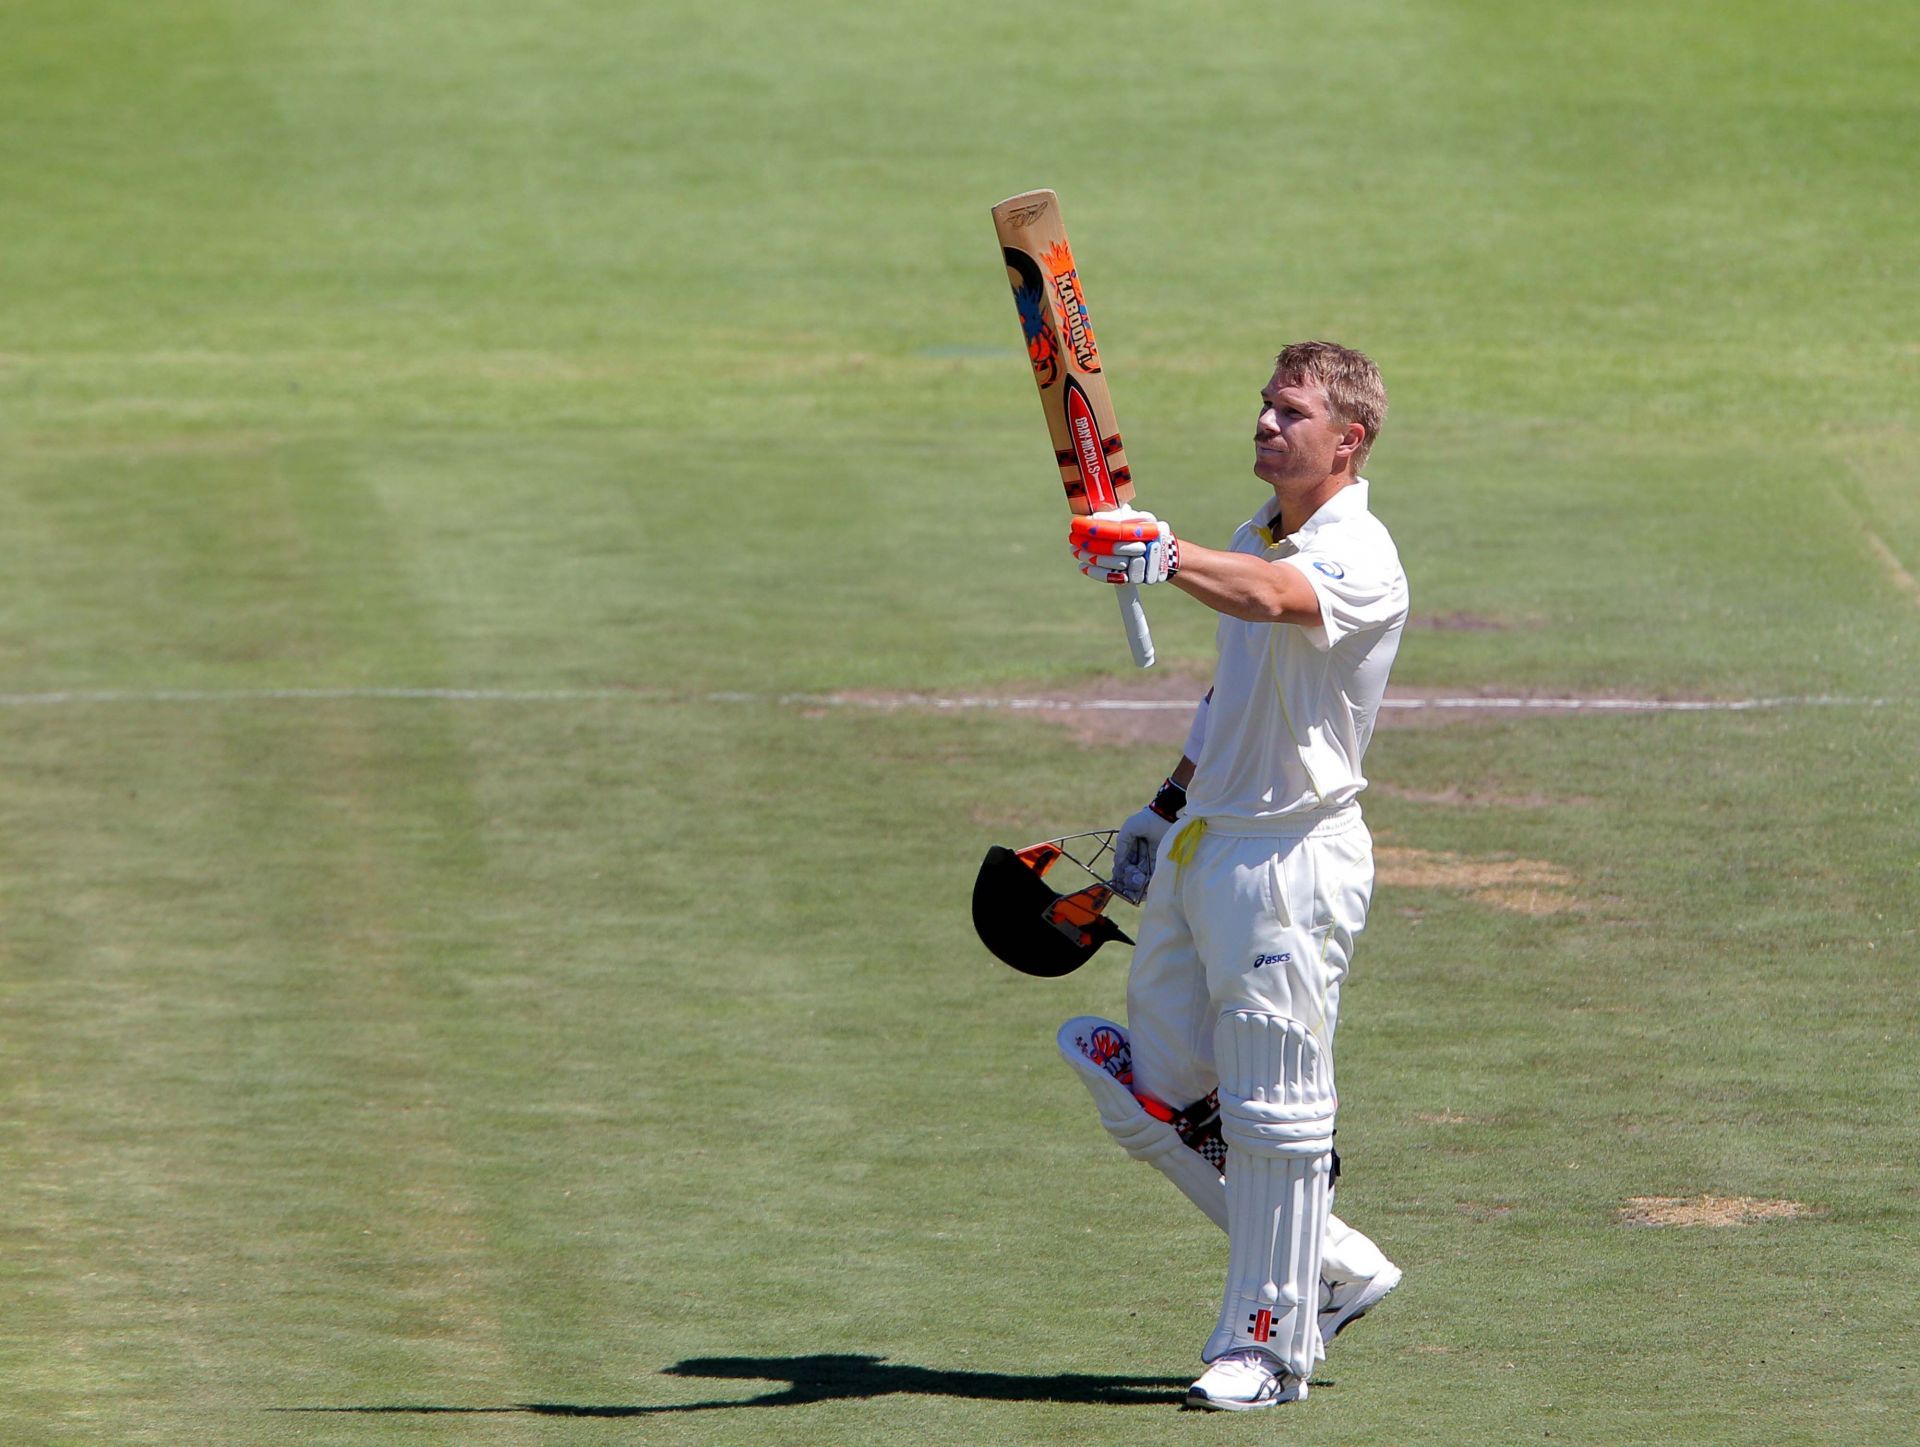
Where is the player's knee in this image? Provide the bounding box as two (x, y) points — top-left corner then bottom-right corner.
(1212, 1009), (1336, 1159)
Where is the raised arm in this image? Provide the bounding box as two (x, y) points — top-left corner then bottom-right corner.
(1170, 543), (1323, 627)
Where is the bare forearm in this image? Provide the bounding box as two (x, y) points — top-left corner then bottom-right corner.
(1171, 542), (1322, 626)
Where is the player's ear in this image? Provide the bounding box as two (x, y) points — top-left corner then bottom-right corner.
(1335, 421), (1365, 460)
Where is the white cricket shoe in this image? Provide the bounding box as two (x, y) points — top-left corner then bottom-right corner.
(1319, 1260), (1403, 1346)
(1183, 1348), (1308, 1412)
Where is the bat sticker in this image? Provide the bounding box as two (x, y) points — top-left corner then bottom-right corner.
(1062, 376), (1120, 512)
(1003, 246), (1061, 390)
(1043, 241), (1101, 373)
(1055, 431), (1125, 468)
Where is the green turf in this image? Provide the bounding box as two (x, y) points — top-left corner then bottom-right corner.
(2, 1), (1916, 1442)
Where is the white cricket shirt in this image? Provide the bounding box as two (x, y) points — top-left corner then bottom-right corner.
(1186, 480), (1409, 822)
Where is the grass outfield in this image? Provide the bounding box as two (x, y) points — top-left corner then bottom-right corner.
(2, 1), (1917, 1443)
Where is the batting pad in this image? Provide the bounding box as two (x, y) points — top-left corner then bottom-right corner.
(1322, 1210), (1394, 1289)
(1057, 1016), (1228, 1231)
(1204, 1011), (1336, 1376)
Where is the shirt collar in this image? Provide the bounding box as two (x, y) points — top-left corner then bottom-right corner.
(1251, 479), (1370, 548)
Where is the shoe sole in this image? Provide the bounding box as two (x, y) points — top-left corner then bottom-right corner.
(1319, 1263), (1403, 1345)
(1183, 1384), (1306, 1412)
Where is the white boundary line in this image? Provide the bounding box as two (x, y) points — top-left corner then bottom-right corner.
(804, 693), (1888, 715)
(0, 687), (640, 707)
(0, 687), (1892, 714)
(1383, 694), (1888, 714)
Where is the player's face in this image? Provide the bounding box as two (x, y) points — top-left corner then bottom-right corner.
(1254, 371), (1345, 488)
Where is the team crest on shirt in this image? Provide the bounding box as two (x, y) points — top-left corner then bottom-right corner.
(1312, 560), (1346, 579)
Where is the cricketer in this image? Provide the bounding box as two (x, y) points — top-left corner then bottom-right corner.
(1061, 341), (1409, 1411)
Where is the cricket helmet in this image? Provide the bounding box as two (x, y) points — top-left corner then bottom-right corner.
(972, 830), (1135, 978)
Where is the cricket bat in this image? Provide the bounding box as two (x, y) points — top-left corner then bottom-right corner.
(991, 189), (1154, 668)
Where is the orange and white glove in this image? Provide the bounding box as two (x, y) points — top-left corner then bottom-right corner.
(1069, 510), (1180, 586)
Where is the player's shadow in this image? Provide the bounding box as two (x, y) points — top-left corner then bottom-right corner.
(271, 1352), (1188, 1416)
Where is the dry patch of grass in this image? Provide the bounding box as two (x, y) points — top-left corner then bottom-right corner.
(1407, 611), (1516, 631)
(1371, 782), (1593, 809)
(1618, 1195), (1815, 1228)
(1376, 845), (1583, 915)
(1457, 1201), (1516, 1221)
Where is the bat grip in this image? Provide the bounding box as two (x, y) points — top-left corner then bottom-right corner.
(1116, 584), (1155, 668)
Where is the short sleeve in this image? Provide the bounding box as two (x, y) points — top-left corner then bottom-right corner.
(1285, 538), (1408, 651)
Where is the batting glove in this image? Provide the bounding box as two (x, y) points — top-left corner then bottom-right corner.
(1070, 510), (1180, 586)
(1113, 776), (1187, 903)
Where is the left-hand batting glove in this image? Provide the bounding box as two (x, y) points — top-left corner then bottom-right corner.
(1113, 775), (1187, 903)
(1070, 510), (1180, 586)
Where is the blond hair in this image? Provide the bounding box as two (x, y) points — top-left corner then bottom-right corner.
(1275, 341), (1387, 463)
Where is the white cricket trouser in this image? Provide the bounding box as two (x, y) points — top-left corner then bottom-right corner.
(1126, 806), (1374, 1111)
(1128, 806), (1375, 1377)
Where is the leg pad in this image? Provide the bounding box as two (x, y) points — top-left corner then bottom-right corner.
(1057, 1017), (1228, 1231)
(1204, 1011), (1337, 1375)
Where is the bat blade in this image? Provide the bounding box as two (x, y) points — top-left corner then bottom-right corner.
(991, 188), (1154, 668)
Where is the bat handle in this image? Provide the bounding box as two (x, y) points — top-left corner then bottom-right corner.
(1116, 584), (1155, 668)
